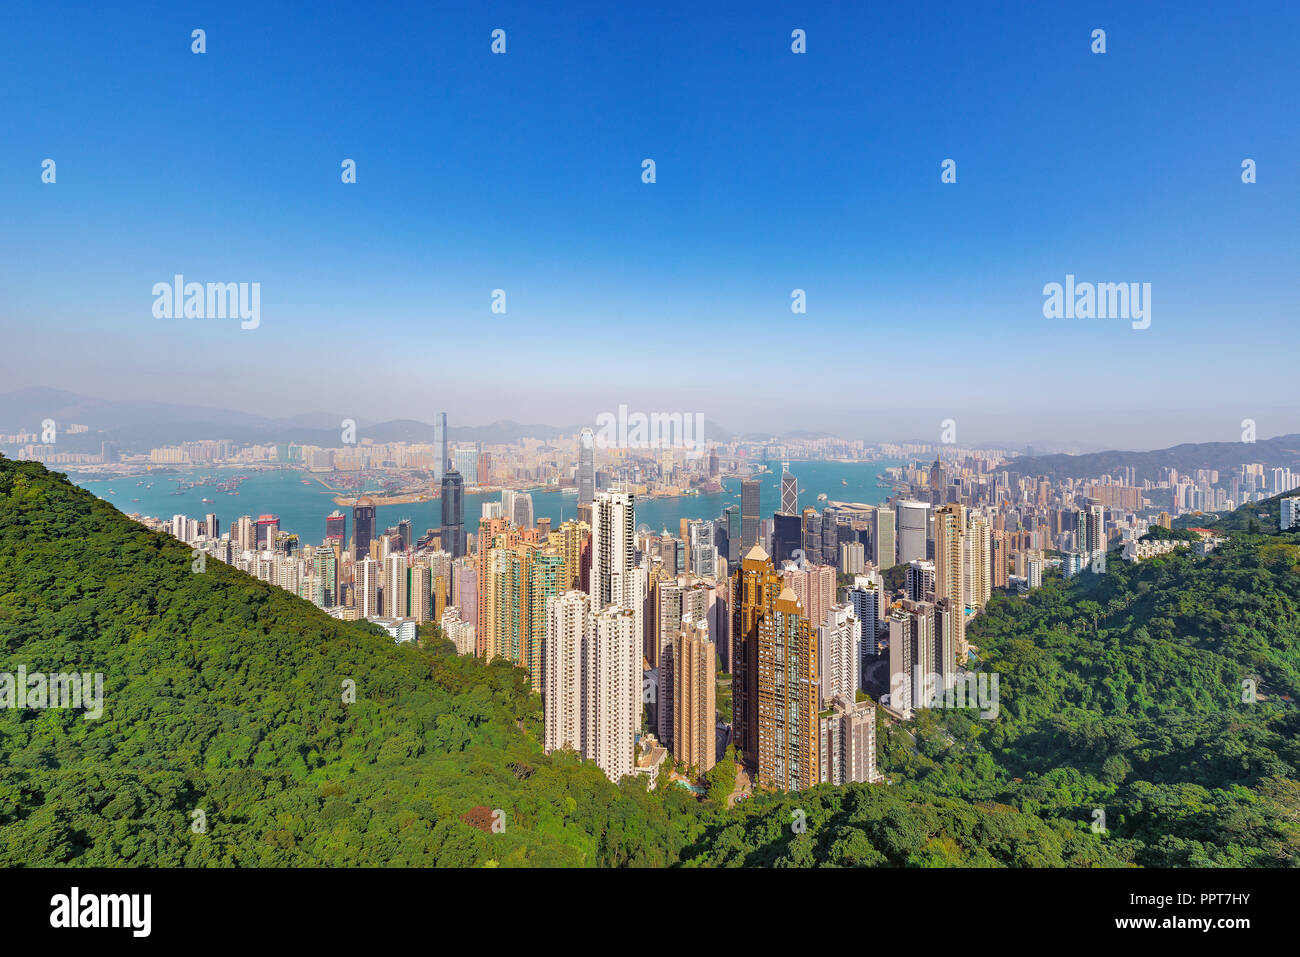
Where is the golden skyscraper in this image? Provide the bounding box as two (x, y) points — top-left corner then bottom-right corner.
(731, 544), (782, 767)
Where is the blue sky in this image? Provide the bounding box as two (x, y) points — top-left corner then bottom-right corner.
(1, 0), (1296, 448)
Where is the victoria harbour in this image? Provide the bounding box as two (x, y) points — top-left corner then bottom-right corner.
(71, 458), (906, 541)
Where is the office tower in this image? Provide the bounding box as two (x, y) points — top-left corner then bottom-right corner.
(578, 428), (596, 505)
(870, 504), (896, 569)
(1281, 497), (1300, 532)
(353, 501), (376, 559)
(255, 514), (280, 549)
(780, 462), (798, 515)
(731, 544), (781, 766)
(672, 618), (717, 773)
(801, 507), (822, 565)
(544, 590), (592, 757)
(757, 587), (819, 792)
(896, 501), (929, 564)
(440, 468), (465, 558)
(1079, 501), (1105, 563)
(722, 505), (740, 562)
(396, 518), (412, 553)
(357, 557), (381, 618)
(965, 511), (992, 612)
(821, 516), (838, 571)
(740, 479), (761, 551)
(906, 559), (935, 602)
(456, 448), (481, 485)
(818, 603), (861, 706)
(325, 510), (346, 544)
(589, 605), (640, 783)
(839, 541), (866, 574)
(819, 695), (879, 785)
(434, 412), (448, 482)
(512, 492), (534, 531)
(772, 512), (802, 565)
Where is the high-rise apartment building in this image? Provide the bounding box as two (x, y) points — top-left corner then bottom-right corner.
(819, 695), (880, 785)
(671, 617), (717, 774)
(933, 504), (966, 661)
(731, 544), (781, 766)
(818, 603), (861, 705)
(757, 587), (819, 792)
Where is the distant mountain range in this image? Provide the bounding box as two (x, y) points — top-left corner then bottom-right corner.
(0, 388), (739, 452)
(1008, 434), (1300, 482)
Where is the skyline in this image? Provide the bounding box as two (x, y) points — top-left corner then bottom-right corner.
(2, 1), (1297, 448)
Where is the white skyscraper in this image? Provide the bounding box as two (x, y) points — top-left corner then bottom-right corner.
(591, 489), (645, 639)
(896, 500), (929, 564)
(544, 590), (592, 757)
(818, 603), (861, 707)
(589, 605), (640, 783)
(1281, 496), (1300, 532)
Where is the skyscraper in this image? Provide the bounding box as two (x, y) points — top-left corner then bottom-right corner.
(896, 500), (929, 565)
(578, 428), (595, 506)
(672, 618), (717, 774)
(819, 695), (879, 785)
(740, 479), (761, 551)
(353, 500), (376, 560)
(544, 590), (592, 758)
(780, 462), (798, 515)
(440, 469), (465, 558)
(590, 605), (640, 783)
(732, 544), (781, 766)
(870, 505), (896, 570)
(757, 587), (819, 792)
(591, 489), (645, 641)
(933, 503), (967, 661)
(434, 411), (448, 482)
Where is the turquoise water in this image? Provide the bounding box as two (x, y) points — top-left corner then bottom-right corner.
(73, 459), (903, 543)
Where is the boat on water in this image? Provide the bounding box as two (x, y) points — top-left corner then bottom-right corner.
(131, 498), (139, 502)
(817, 493), (828, 502)
(201, 497), (214, 504)
(841, 479), (848, 486)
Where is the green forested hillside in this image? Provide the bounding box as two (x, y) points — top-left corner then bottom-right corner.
(874, 504), (1300, 867)
(2, 456), (1298, 867)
